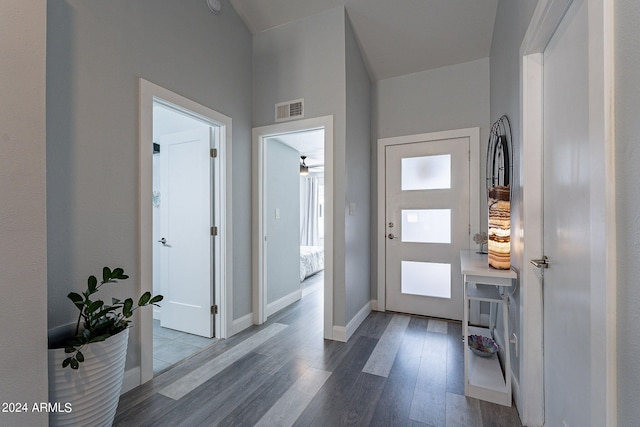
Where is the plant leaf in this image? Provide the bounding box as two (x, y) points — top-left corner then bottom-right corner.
(103, 266), (111, 283)
(67, 292), (82, 303)
(64, 346), (76, 354)
(76, 351), (84, 362)
(62, 358), (71, 368)
(87, 300), (104, 313)
(149, 295), (164, 304)
(67, 292), (85, 311)
(112, 267), (124, 278)
(123, 298), (133, 317)
(88, 275), (98, 293)
(88, 335), (107, 343)
(70, 358), (79, 369)
(138, 292), (151, 306)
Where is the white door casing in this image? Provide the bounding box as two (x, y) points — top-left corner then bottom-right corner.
(139, 79), (232, 386)
(159, 128), (214, 338)
(252, 116), (334, 340)
(377, 128), (480, 317)
(384, 138), (470, 320)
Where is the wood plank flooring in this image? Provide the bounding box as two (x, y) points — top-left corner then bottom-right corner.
(115, 284), (522, 427)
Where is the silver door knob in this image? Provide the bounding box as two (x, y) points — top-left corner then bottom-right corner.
(158, 237), (167, 245)
(388, 233), (395, 240)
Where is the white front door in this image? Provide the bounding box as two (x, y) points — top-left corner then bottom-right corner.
(542, 1), (591, 424)
(159, 127), (214, 338)
(385, 137), (470, 320)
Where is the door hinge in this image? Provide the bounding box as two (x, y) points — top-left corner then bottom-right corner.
(211, 304), (218, 315)
(210, 148), (217, 158)
(211, 226), (218, 236)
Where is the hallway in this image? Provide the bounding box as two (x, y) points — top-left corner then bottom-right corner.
(115, 283), (521, 426)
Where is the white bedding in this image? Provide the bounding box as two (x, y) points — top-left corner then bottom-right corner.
(300, 246), (324, 282)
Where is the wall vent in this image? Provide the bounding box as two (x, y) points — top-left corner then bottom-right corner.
(275, 99), (304, 122)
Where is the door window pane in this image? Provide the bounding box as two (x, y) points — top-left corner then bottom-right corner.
(402, 154), (451, 190)
(401, 209), (451, 243)
(401, 261), (451, 298)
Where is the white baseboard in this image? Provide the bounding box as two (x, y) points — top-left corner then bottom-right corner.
(332, 326), (347, 342)
(121, 367), (141, 395)
(332, 300), (374, 343)
(231, 312), (253, 336)
(153, 308), (160, 320)
(346, 300), (373, 341)
(371, 299), (379, 311)
(266, 289), (302, 317)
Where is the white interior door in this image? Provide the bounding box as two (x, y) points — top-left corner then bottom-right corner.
(385, 137), (470, 320)
(541, 1), (591, 425)
(159, 127), (214, 338)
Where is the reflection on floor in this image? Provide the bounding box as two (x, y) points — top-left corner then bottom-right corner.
(153, 319), (218, 374)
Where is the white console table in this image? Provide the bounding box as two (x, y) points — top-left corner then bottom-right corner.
(460, 250), (516, 406)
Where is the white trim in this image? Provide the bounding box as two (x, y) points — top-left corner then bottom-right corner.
(252, 116), (335, 341)
(231, 312), (254, 336)
(121, 367), (141, 395)
(139, 79), (233, 386)
(519, 0), (616, 425)
(267, 290), (302, 317)
(345, 300), (373, 341)
(376, 127), (481, 313)
(332, 326), (347, 343)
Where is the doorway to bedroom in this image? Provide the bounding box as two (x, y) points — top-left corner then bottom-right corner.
(252, 116), (333, 340)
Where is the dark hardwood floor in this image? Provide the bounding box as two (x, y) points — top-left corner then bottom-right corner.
(115, 282), (522, 427)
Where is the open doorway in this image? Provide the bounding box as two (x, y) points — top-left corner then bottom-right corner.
(265, 129), (325, 309)
(151, 102), (218, 374)
(139, 79), (232, 384)
(252, 116), (334, 339)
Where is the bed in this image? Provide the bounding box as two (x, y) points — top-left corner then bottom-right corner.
(300, 246), (324, 282)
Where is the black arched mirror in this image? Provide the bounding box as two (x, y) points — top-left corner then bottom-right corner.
(486, 115), (512, 195)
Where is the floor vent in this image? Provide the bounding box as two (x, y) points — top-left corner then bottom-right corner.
(275, 99), (304, 122)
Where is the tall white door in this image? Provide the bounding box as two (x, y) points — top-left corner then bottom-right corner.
(385, 137), (470, 320)
(159, 127), (214, 338)
(542, 1), (591, 425)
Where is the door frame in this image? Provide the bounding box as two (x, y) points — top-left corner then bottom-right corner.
(519, 0), (615, 425)
(252, 116), (334, 340)
(139, 79), (233, 384)
(376, 128), (480, 312)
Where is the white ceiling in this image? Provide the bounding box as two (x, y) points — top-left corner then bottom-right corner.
(229, 0), (498, 80)
(268, 128), (325, 171)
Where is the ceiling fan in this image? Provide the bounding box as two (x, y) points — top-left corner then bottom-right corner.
(300, 156), (323, 176)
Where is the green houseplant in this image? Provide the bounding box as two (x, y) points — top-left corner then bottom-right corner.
(48, 267), (162, 427)
(61, 266), (163, 369)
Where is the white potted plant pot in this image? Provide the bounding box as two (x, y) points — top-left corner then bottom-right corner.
(48, 327), (129, 427)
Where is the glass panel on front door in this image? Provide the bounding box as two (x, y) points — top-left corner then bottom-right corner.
(401, 209), (451, 243)
(401, 261), (452, 299)
(401, 154), (451, 190)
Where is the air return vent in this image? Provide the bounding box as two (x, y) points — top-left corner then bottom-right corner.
(275, 99), (304, 122)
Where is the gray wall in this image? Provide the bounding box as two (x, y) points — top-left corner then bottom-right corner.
(616, 0), (640, 422)
(266, 141), (301, 304)
(372, 58), (490, 300)
(46, 0), (252, 371)
(488, 0), (538, 384)
(0, 0), (48, 424)
(252, 7), (352, 327)
(345, 14), (372, 321)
